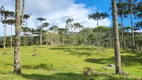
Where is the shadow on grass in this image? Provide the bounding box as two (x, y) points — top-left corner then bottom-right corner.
(122, 55), (142, 66)
(21, 72), (88, 80)
(70, 51), (93, 57)
(85, 55), (142, 66)
(120, 50), (133, 54)
(50, 48), (96, 51)
(0, 62), (54, 71)
(85, 57), (115, 64)
(91, 72), (136, 80)
(50, 48), (95, 56)
(20, 72), (136, 80)
(22, 64), (54, 70)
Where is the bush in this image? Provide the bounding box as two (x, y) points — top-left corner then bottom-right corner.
(137, 52), (142, 57)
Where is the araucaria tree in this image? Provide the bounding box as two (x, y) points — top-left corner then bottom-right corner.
(112, 0), (123, 74)
(126, 0), (137, 52)
(66, 18), (73, 32)
(135, 1), (142, 28)
(0, 10), (14, 49)
(38, 22), (49, 45)
(21, 0), (25, 23)
(73, 23), (84, 32)
(23, 14), (30, 25)
(14, 0), (22, 74)
(37, 17), (46, 45)
(117, 0), (128, 50)
(49, 26), (58, 33)
(89, 12), (109, 27)
(21, 27), (30, 46)
(3, 19), (15, 54)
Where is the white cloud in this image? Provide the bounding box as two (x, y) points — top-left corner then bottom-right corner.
(0, 0), (111, 36)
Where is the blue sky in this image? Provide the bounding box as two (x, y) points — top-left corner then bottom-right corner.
(75, 0), (132, 27)
(75, 0), (111, 12)
(75, 0), (113, 24)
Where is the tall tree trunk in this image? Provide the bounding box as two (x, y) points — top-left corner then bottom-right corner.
(112, 0), (123, 75)
(14, 0), (21, 74)
(40, 30), (42, 45)
(3, 24), (6, 49)
(21, 0), (25, 46)
(3, 17), (7, 49)
(11, 25), (13, 54)
(31, 35), (33, 45)
(97, 18), (99, 27)
(39, 21), (43, 45)
(21, 0), (25, 22)
(24, 33), (26, 46)
(120, 15), (125, 50)
(130, 0), (135, 52)
(27, 35), (28, 46)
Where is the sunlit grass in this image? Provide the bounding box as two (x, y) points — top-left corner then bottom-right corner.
(0, 45), (142, 80)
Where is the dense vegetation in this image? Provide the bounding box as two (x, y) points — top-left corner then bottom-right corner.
(1, 26), (142, 52)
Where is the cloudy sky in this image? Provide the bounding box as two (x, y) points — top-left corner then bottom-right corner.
(0, 0), (112, 36)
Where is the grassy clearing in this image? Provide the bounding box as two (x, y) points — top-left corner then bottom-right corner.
(0, 45), (142, 80)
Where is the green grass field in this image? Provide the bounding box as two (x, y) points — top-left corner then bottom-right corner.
(0, 45), (142, 80)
